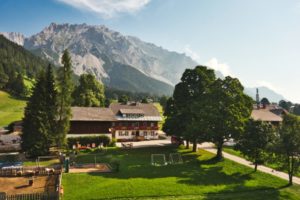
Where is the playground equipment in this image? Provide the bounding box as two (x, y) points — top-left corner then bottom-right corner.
(151, 154), (167, 166)
(169, 153), (183, 164)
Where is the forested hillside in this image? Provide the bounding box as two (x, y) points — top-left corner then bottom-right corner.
(0, 35), (49, 97)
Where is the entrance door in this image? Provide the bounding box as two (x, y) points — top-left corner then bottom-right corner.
(136, 131), (140, 136)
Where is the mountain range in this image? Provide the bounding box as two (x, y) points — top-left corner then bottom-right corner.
(0, 23), (286, 102)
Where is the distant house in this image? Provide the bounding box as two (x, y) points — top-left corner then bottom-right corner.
(69, 102), (162, 140)
(251, 88), (287, 125)
(251, 104), (287, 125)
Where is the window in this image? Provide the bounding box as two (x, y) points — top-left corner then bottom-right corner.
(143, 122), (147, 126)
(112, 122), (115, 127)
(150, 122), (155, 127)
(119, 131), (128, 136)
(143, 131), (148, 136)
(151, 131), (155, 136)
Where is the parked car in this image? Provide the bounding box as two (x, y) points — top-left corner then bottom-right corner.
(171, 136), (184, 145)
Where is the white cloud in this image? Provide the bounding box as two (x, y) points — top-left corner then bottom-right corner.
(205, 58), (232, 77)
(56, 0), (150, 18)
(182, 45), (232, 77)
(183, 45), (201, 63)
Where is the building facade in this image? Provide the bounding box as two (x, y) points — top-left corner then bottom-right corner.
(70, 102), (162, 140)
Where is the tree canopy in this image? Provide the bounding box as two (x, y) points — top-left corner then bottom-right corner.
(72, 74), (105, 107)
(236, 119), (275, 171)
(164, 66), (216, 151)
(274, 114), (300, 185)
(205, 77), (253, 159)
(57, 50), (74, 147)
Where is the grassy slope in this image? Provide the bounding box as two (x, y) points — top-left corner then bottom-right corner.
(62, 146), (300, 200)
(0, 91), (26, 127)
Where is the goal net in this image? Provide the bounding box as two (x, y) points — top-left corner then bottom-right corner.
(169, 153), (183, 164)
(151, 154), (167, 166)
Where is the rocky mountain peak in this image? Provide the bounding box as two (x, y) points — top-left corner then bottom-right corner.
(0, 32), (25, 46)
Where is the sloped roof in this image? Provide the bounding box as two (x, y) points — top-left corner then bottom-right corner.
(251, 109), (282, 122)
(110, 103), (160, 117)
(71, 107), (116, 121)
(120, 108), (145, 115)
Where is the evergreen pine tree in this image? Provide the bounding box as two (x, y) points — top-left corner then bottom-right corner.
(21, 72), (50, 157)
(45, 64), (59, 146)
(57, 50), (74, 147)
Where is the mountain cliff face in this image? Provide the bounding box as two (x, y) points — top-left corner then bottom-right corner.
(0, 32), (25, 46)
(20, 23), (198, 95)
(1, 23), (287, 101)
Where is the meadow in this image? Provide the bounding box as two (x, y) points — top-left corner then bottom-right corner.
(62, 146), (300, 200)
(0, 91), (26, 128)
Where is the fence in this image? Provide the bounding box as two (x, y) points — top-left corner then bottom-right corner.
(0, 169), (61, 200)
(0, 192), (59, 200)
(0, 166), (62, 177)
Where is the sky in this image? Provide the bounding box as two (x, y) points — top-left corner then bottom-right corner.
(0, 0), (300, 102)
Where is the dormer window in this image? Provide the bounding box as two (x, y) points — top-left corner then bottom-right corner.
(119, 109), (144, 118)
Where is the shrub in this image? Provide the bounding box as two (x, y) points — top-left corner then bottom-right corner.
(109, 138), (117, 147)
(67, 135), (111, 148)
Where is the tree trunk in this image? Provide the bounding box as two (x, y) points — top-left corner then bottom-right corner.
(289, 173), (293, 185)
(254, 162), (258, 172)
(288, 156), (294, 185)
(192, 139), (197, 152)
(216, 142), (223, 160)
(185, 140), (189, 149)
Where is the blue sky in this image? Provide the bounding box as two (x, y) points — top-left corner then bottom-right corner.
(1, 0), (300, 102)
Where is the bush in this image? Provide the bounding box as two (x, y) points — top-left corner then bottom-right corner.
(109, 138), (117, 147)
(110, 158), (120, 172)
(67, 135), (111, 148)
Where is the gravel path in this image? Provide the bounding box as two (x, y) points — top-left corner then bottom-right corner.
(199, 142), (300, 185)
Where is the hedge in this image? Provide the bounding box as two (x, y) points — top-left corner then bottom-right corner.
(67, 135), (111, 148)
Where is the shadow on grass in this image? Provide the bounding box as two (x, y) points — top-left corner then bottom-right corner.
(75, 146), (288, 199)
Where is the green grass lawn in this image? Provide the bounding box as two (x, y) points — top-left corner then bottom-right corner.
(223, 146), (300, 178)
(0, 90), (26, 128)
(62, 146), (300, 200)
(223, 146), (244, 158)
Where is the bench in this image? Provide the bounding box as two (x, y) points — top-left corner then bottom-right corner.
(121, 142), (133, 149)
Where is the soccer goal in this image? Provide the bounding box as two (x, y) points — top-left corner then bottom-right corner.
(169, 153), (183, 164)
(151, 154), (167, 166)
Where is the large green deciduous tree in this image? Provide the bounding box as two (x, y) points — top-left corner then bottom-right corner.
(275, 114), (300, 185)
(236, 119), (275, 171)
(163, 66), (216, 151)
(206, 77), (253, 160)
(72, 74), (105, 107)
(57, 50), (74, 147)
